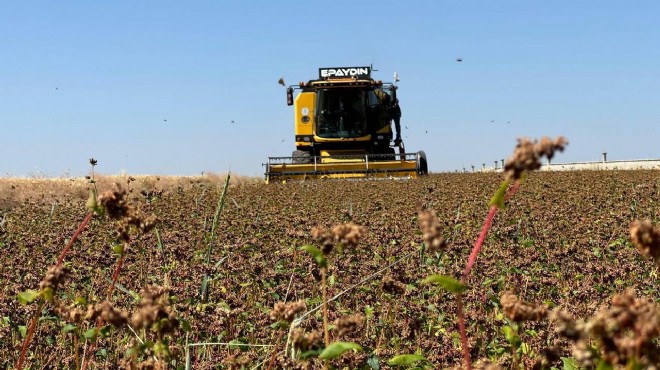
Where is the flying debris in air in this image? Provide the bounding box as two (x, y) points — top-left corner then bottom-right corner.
(405, 126), (409, 129)
(163, 119), (167, 122)
(278, 77), (286, 86)
(456, 57), (463, 62)
(230, 120), (235, 124)
(491, 120), (495, 123)
(507, 121), (511, 124)
(393, 72), (400, 82)
(425, 130), (428, 134)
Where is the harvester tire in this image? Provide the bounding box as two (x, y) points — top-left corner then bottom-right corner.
(292, 150), (311, 164)
(418, 151), (428, 175)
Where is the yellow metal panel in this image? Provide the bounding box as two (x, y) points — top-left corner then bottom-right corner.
(313, 135), (371, 143)
(294, 92), (315, 138)
(265, 160), (419, 183)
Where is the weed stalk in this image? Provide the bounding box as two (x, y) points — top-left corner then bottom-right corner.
(15, 211), (93, 370)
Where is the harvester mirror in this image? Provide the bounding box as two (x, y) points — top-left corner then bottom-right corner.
(286, 87), (294, 106)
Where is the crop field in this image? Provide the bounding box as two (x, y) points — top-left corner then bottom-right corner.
(1, 168), (659, 369)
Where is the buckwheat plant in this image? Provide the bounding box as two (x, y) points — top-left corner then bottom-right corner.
(418, 137), (567, 370)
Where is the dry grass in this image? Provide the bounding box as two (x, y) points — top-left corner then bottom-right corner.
(0, 172), (261, 211)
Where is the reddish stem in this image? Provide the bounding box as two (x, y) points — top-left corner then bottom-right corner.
(16, 212), (93, 370)
(107, 252), (126, 300)
(15, 301), (45, 370)
(462, 181), (520, 279)
(56, 212), (94, 266)
(456, 180), (520, 369)
(462, 205), (498, 280)
(456, 295), (472, 370)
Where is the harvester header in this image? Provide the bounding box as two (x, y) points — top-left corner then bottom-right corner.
(265, 66), (427, 183)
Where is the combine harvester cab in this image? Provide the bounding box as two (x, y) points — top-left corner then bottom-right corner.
(265, 66), (427, 183)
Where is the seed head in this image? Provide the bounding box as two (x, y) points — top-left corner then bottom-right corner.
(130, 286), (179, 335)
(331, 223), (366, 248)
(291, 328), (323, 351)
(54, 301), (85, 323)
(418, 210), (446, 253)
(85, 300), (129, 327)
(334, 314), (364, 337)
(39, 265), (69, 295)
(382, 275), (406, 295)
(504, 136), (567, 181)
(500, 293), (547, 322)
(311, 227), (334, 254)
(99, 185), (130, 220)
(99, 184), (158, 242)
(630, 220), (660, 266)
(312, 223), (367, 255)
(269, 300), (306, 323)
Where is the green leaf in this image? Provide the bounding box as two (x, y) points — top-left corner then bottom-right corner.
(83, 328), (98, 340)
(270, 321), (289, 330)
(561, 357), (579, 370)
(228, 339), (249, 352)
(17, 290), (41, 305)
(300, 245), (327, 268)
(155, 228), (164, 252)
(112, 243), (124, 255)
(596, 360), (614, 370)
(200, 275), (210, 302)
(62, 324), (77, 333)
(180, 319), (192, 333)
(387, 354), (428, 366)
(18, 325), (27, 338)
(99, 325), (111, 337)
(367, 355), (381, 369)
(489, 180), (510, 209)
(1, 316), (10, 326)
(298, 348), (323, 360)
(319, 341), (363, 360)
(42, 287), (54, 302)
(501, 325), (518, 344)
(421, 275), (467, 293)
(520, 342), (530, 355)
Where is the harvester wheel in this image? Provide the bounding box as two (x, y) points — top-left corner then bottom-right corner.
(292, 150), (311, 164)
(418, 151), (428, 175)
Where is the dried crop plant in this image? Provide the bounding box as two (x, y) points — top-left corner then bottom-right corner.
(13, 160), (181, 370)
(535, 221), (659, 369)
(271, 223), (366, 369)
(14, 159), (99, 370)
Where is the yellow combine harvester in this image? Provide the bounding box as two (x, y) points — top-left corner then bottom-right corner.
(264, 66), (427, 183)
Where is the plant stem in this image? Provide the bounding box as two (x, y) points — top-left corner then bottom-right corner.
(265, 330), (285, 370)
(15, 301), (45, 370)
(16, 212), (93, 370)
(456, 294), (472, 370)
(56, 212), (93, 266)
(321, 267), (329, 347)
(455, 180), (520, 370)
(462, 181), (520, 279)
(81, 250), (126, 370)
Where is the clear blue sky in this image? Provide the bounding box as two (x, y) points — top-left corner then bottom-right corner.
(2, 1), (659, 177)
